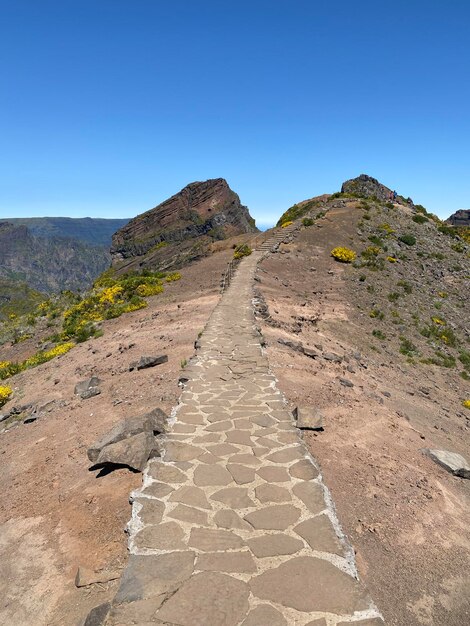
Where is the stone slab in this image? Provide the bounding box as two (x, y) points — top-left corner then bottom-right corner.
(251, 556), (370, 613)
(154, 571), (250, 626)
(114, 552), (195, 603)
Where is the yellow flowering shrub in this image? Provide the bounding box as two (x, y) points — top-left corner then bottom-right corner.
(438, 291), (448, 298)
(281, 221), (293, 228)
(361, 246), (381, 259)
(463, 400), (470, 410)
(331, 247), (356, 263)
(98, 285), (124, 304)
(136, 283), (164, 297)
(24, 342), (74, 369)
(0, 385), (12, 407)
(387, 256), (398, 263)
(378, 223), (396, 235)
(165, 272), (182, 283)
(432, 317), (446, 326)
(1, 268), (177, 362)
(123, 302), (147, 313)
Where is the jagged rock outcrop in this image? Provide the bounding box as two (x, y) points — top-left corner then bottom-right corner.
(111, 178), (258, 273)
(446, 209), (470, 226)
(341, 174), (393, 202)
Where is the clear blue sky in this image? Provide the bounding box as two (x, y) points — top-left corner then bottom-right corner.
(1, 0), (469, 227)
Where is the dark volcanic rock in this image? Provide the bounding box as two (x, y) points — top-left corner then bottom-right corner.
(129, 355), (168, 371)
(341, 174), (393, 202)
(83, 602), (111, 626)
(111, 178), (258, 273)
(445, 209), (470, 227)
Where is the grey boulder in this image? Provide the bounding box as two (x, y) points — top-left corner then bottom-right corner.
(423, 449), (470, 479)
(75, 377), (102, 400)
(93, 431), (155, 472)
(87, 408), (168, 463)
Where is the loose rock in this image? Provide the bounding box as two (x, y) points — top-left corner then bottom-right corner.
(92, 431), (155, 472)
(293, 406), (324, 431)
(129, 355), (168, 371)
(423, 449), (470, 479)
(74, 377), (102, 399)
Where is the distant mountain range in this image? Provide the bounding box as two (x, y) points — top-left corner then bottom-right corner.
(0, 217), (130, 304)
(4, 216), (130, 246)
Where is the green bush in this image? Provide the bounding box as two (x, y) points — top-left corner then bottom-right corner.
(421, 351), (456, 368)
(399, 337), (419, 357)
(459, 350), (470, 371)
(413, 214), (428, 224)
(368, 235), (385, 247)
(372, 329), (387, 340)
(302, 217), (314, 227)
(414, 204), (428, 215)
(398, 234), (416, 246)
(397, 280), (413, 294)
(438, 224), (457, 238)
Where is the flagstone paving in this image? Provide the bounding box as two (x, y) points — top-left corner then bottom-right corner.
(105, 245), (384, 625)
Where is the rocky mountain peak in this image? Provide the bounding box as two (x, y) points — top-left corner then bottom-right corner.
(341, 174), (393, 202)
(446, 209), (470, 226)
(111, 178), (258, 273)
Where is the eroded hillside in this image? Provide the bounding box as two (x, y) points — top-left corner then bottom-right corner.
(0, 175), (468, 626)
(111, 178), (258, 274)
(255, 181), (470, 625)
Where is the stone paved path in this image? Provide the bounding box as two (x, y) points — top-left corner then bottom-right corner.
(106, 247), (384, 625)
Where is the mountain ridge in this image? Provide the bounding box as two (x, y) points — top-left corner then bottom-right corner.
(5, 216), (130, 246)
(111, 178), (258, 274)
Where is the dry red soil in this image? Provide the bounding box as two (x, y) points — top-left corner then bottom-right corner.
(1, 217), (469, 625)
(257, 208), (470, 626)
(0, 249), (233, 626)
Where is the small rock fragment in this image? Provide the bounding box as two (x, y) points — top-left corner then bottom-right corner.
(75, 566), (120, 587)
(129, 355), (168, 371)
(293, 406), (324, 431)
(74, 377), (102, 399)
